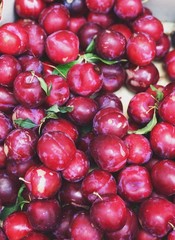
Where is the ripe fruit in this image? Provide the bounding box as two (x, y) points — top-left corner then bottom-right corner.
(158, 91), (175, 125)
(131, 14), (164, 42)
(85, 0), (114, 14)
(45, 30), (79, 64)
(105, 208), (139, 240)
(127, 92), (156, 124)
(113, 0), (143, 20)
(0, 112), (13, 143)
(138, 197), (175, 237)
(117, 165), (153, 202)
(78, 22), (102, 50)
(151, 159), (175, 196)
(126, 32), (156, 66)
(98, 62), (126, 92)
(90, 134), (128, 172)
(24, 165), (62, 199)
(37, 131), (76, 171)
(62, 149), (90, 182)
(150, 122), (175, 159)
(0, 54), (22, 87)
(93, 107), (128, 138)
(27, 199), (61, 232)
(44, 74), (70, 107)
(13, 71), (45, 108)
(42, 118), (78, 142)
(125, 62), (159, 93)
(95, 29), (126, 60)
(38, 4), (70, 35)
(81, 168), (117, 203)
(4, 129), (38, 162)
(164, 49), (175, 80)
(3, 211), (32, 240)
(66, 62), (103, 97)
(124, 133), (152, 164)
(15, 0), (46, 20)
(66, 96), (99, 126)
(90, 194), (127, 232)
(70, 212), (103, 240)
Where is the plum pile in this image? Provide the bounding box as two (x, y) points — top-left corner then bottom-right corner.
(0, 0), (175, 239)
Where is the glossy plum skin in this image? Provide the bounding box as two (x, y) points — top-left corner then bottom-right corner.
(23, 22), (47, 58)
(3, 211), (32, 240)
(18, 55), (43, 74)
(37, 131), (76, 171)
(68, 16), (87, 34)
(53, 205), (76, 239)
(164, 49), (175, 81)
(127, 92), (156, 124)
(13, 72), (45, 108)
(113, 0), (143, 20)
(38, 4), (70, 35)
(109, 23), (132, 41)
(0, 228), (7, 240)
(15, 0), (46, 20)
(136, 228), (161, 240)
(0, 112), (13, 143)
(131, 14), (164, 42)
(27, 199), (61, 232)
(90, 194), (127, 232)
(45, 30), (79, 64)
(90, 134), (128, 172)
(138, 197), (175, 238)
(66, 62), (103, 97)
(0, 145), (7, 168)
(24, 165), (62, 199)
(0, 22), (29, 56)
(12, 105), (45, 129)
(155, 33), (170, 60)
(81, 169), (117, 203)
(63, 0), (88, 16)
(0, 54), (22, 87)
(168, 230), (175, 240)
(92, 107), (128, 138)
(0, 87), (18, 113)
(58, 180), (87, 207)
(151, 159), (175, 196)
(66, 96), (99, 126)
(95, 30), (126, 60)
(126, 32), (156, 66)
(158, 91), (175, 125)
(42, 118), (79, 142)
(0, 171), (19, 206)
(105, 209), (139, 240)
(70, 212), (103, 240)
(150, 122), (175, 159)
(95, 92), (123, 111)
(6, 158), (36, 178)
(44, 74), (70, 107)
(125, 62), (159, 93)
(98, 62), (126, 93)
(85, 0), (114, 14)
(124, 133), (152, 164)
(62, 149), (90, 182)
(78, 22), (102, 51)
(4, 129), (38, 162)
(117, 165), (153, 202)
(87, 11), (116, 29)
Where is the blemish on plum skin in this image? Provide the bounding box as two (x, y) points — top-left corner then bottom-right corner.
(36, 169), (47, 194)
